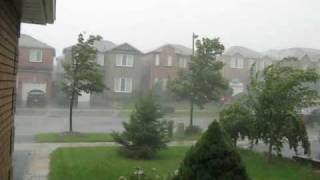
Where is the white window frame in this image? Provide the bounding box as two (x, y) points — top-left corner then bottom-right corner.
(167, 56), (173, 66)
(162, 78), (168, 91)
(260, 60), (266, 70)
(154, 78), (159, 84)
(97, 53), (105, 66)
(155, 54), (160, 66)
(116, 54), (134, 67)
(114, 77), (132, 93)
(231, 58), (244, 69)
(248, 59), (255, 68)
(179, 58), (187, 68)
(29, 49), (43, 62)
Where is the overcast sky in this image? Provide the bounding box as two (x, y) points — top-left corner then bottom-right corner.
(21, 0), (320, 56)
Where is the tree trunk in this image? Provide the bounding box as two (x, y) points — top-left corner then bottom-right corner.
(267, 143), (273, 163)
(69, 90), (75, 132)
(190, 98), (194, 127)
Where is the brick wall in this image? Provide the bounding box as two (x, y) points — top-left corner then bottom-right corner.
(0, 0), (20, 179)
(150, 46), (190, 88)
(18, 47), (54, 71)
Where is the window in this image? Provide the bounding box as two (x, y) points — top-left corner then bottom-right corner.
(229, 79), (244, 96)
(162, 79), (168, 91)
(167, 56), (172, 66)
(154, 78), (159, 84)
(230, 58), (243, 69)
(248, 59), (255, 68)
(97, 53), (104, 66)
(116, 54), (134, 67)
(155, 54), (160, 66)
(179, 58), (187, 68)
(114, 78), (132, 93)
(29, 49), (42, 62)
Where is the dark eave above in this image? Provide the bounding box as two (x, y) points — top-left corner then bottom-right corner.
(20, 0), (56, 25)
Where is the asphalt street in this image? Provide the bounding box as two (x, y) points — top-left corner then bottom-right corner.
(12, 108), (320, 180)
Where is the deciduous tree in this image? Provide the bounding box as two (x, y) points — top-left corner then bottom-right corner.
(169, 37), (228, 129)
(61, 33), (105, 132)
(249, 58), (319, 161)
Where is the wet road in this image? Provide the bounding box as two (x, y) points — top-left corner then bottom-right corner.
(13, 108), (320, 180)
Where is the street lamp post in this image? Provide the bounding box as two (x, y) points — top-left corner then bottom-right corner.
(190, 32), (198, 127)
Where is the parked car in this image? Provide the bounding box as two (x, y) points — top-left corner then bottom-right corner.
(26, 89), (47, 107)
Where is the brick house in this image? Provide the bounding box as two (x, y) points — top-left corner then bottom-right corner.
(0, 0), (56, 179)
(145, 44), (192, 90)
(17, 34), (55, 106)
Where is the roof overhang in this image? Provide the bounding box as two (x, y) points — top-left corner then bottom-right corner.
(20, 0), (56, 25)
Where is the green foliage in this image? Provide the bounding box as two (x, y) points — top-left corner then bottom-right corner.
(61, 33), (105, 96)
(169, 38), (228, 108)
(248, 58), (320, 160)
(169, 38), (228, 127)
(112, 93), (169, 159)
(220, 102), (255, 145)
(61, 33), (105, 132)
(174, 122), (250, 180)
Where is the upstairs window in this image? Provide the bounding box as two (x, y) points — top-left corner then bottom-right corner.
(155, 54), (160, 66)
(230, 57), (244, 69)
(179, 58), (188, 68)
(248, 59), (255, 68)
(167, 56), (173, 66)
(114, 77), (132, 93)
(29, 49), (43, 62)
(260, 60), (266, 70)
(97, 53), (105, 66)
(116, 54), (134, 67)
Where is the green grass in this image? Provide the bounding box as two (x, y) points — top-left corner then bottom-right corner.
(35, 133), (114, 143)
(49, 146), (320, 180)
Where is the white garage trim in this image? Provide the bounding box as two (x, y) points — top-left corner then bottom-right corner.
(22, 83), (47, 101)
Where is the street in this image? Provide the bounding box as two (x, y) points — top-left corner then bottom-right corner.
(13, 108), (320, 180)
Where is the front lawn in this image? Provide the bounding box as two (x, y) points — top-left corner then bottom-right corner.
(49, 146), (320, 180)
(35, 133), (114, 143)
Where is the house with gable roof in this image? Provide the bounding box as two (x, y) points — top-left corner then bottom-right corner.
(144, 44), (192, 91)
(92, 42), (147, 105)
(17, 34), (56, 106)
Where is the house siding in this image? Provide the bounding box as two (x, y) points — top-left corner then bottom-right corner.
(149, 46), (191, 89)
(104, 50), (144, 100)
(0, 0), (20, 179)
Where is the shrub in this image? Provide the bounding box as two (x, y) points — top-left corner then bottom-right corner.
(112, 93), (168, 159)
(173, 121), (250, 180)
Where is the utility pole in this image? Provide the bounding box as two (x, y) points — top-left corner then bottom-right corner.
(190, 32), (198, 127)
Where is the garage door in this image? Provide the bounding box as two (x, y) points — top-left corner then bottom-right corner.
(22, 83), (47, 101)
